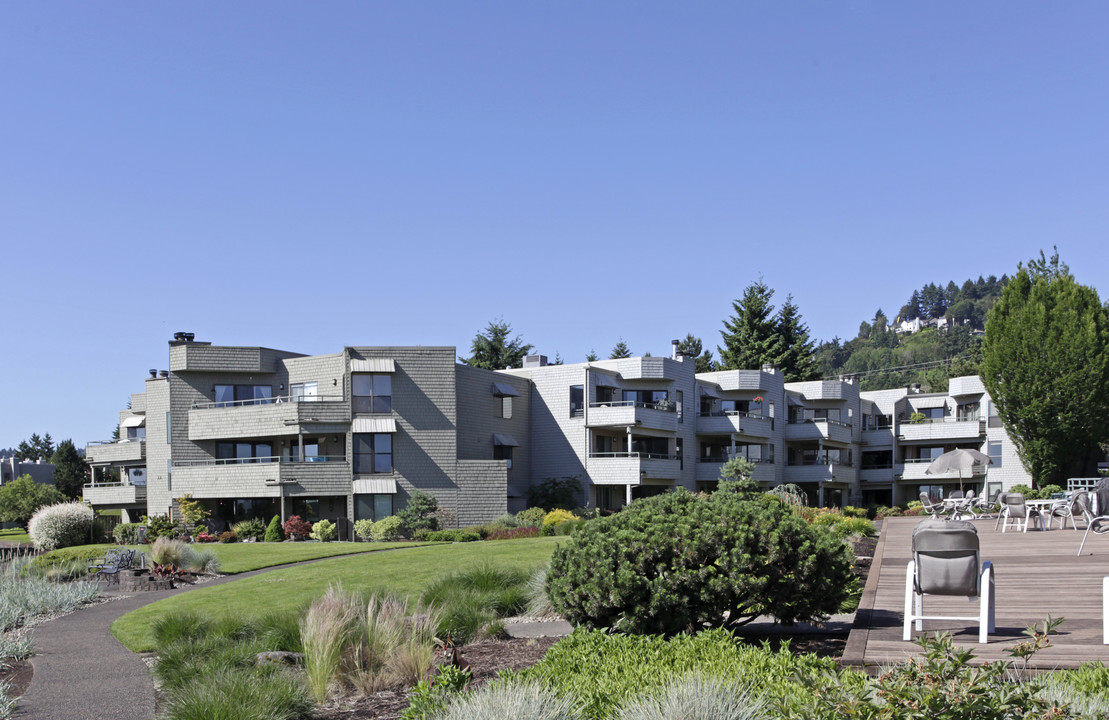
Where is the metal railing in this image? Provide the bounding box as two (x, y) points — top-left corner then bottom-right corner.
(588, 452), (680, 461)
(191, 394), (345, 410)
(698, 410), (766, 420)
(697, 456), (774, 464)
(901, 416), (983, 425)
(87, 438), (145, 446)
(787, 457), (854, 467)
(787, 417), (851, 428)
(84, 480), (146, 488)
(589, 401), (676, 413)
(173, 455), (347, 467)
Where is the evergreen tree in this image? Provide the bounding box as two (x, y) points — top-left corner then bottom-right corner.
(676, 334), (716, 373)
(718, 279), (783, 370)
(49, 439), (88, 499)
(585, 349), (599, 362)
(15, 433), (55, 462)
(981, 249), (1109, 485)
(459, 319), (534, 370)
(775, 295), (819, 381)
(609, 339), (632, 359)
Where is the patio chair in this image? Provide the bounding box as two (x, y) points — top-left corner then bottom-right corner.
(994, 493), (1010, 530)
(1077, 515), (1109, 556)
(919, 492), (943, 519)
(1000, 493), (1042, 533)
(88, 548), (129, 587)
(1053, 491), (1092, 531)
(904, 519), (995, 644)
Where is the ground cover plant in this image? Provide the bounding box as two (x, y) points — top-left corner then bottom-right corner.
(113, 537), (561, 652)
(547, 489), (853, 634)
(0, 556), (100, 634)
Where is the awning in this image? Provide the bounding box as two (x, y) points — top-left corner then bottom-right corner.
(351, 417), (397, 434)
(698, 384), (722, 398)
(593, 373), (621, 387)
(353, 478), (398, 494)
(910, 396), (948, 410)
(492, 433), (520, 447)
(491, 382), (520, 397)
(787, 394), (808, 407)
(350, 358), (396, 373)
(121, 416), (145, 428)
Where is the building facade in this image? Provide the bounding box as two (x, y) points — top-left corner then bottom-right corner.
(85, 334), (1032, 530)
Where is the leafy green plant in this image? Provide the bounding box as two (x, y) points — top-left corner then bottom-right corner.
(401, 667), (472, 720)
(516, 507), (547, 527)
(353, 518), (374, 542)
(264, 515), (284, 542)
(547, 490), (853, 634)
(426, 530), (481, 542)
(144, 514), (181, 541)
(113, 522), (142, 545)
(370, 516), (405, 542)
(232, 518), (266, 542)
(397, 491), (440, 535)
(310, 519), (337, 542)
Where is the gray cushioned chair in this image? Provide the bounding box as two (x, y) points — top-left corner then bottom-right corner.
(904, 519), (995, 643)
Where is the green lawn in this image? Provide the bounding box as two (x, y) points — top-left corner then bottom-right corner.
(38, 540), (423, 574)
(0, 528), (30, 544)
(112, 536), (562, 652)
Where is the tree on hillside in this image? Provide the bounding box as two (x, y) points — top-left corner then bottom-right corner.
(49, 440), (88, 499)
(718, 279), (783, 370)
(15, 433), (55, 462)
(609, 339), (632, 359)
(676, 334), (716, 373)
(775, 295), (819, 381)
(459, 319), (534, 370)
(981, 248), (1109, 485)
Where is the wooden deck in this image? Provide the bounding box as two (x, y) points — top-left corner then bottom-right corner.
(843, 515), (1109, 670)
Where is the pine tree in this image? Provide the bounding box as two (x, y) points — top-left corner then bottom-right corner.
(609, 339), (632, 359)
(676, 334), (716, 373)
(49, 439), (88, 499)
(718, 279), (783, 370)
(459, 319), (534, 370)
(774, 295), (819, 381)
(585, 349), (599, 362)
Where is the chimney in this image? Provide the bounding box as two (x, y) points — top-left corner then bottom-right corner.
(159, 370), (169, 378)
(173, 331), (195, 343)
(149, 369), (158, 379)
(671, 339), (680, 360)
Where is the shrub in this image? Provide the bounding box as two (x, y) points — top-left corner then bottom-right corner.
(527, 476), (581, 510)
(541, 509), (577, 528)
(426, 530), (481, 543)
(283, 515), (312, 541)
(311, 519), (337, 542)
(461, 524), (490, 539)
(265, 515), (284, 542)
(144, 514), (181, 541)
(0, 475), (66, 527)
(546, 490), (853, 635)
(218, 531), (237, 543)
(28, 502), (94, 551)
(113, 522), (142, 545)
(371, 516), (405, 542)
(194, 531), (217, 543)
(516, 507), (547, 527)
(422, 565), (530, 644)
(151, 537), (192, 567)
(439, 682), (581, 720)
(232, 518), (266, 542)
(613, 675), (764, 720)
(486, 526), (540, 541)
(353, 518), (374, 542)
(397, 490), (440, 535)
(555, 519), (584, 536)
(767, 483), (808, 507)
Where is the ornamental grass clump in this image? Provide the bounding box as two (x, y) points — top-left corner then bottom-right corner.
(149, 537), (221, 574)
(422, 564), (529, 644)
(546, 489), (853, 635)
(0, 557), (99, 633)
(438, 682), (581, 720)
(301, 585), (363, 702)
(27, 502), (94, 551)
(614, 675), (765, 720)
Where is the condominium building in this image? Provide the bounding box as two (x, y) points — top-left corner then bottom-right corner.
(84, 334), (1031, 533)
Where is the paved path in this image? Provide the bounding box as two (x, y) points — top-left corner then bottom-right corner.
(14, 560), (331, 720)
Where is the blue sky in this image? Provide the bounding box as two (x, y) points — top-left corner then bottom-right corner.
(2, 2), (1106, 450)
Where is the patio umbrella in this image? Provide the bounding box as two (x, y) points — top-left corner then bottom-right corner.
(925, 448), (992, 493)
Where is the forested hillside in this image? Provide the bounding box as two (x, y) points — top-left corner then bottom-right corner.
(816, 275), (1009, 392)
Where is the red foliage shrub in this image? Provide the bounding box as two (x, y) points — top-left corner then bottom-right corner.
(485, 526), (540, 541)
(283, 515), (312, 540)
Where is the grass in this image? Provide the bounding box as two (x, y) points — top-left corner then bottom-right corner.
(35, 540), (425, 574)
(113, 537), (562, 652)
(0, 528), (30, 545)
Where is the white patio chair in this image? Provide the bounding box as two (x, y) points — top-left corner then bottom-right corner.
(1053, 491), (1092, 531)
(904, 519), (995, 644)
(1001, 493), (1042, 532)
(919, 492), (943, 519)
(1078, 515), (1109, 556)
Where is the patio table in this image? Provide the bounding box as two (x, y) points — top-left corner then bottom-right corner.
(1023, 499), (1059, 530)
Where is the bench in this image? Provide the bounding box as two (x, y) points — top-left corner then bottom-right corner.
(88, 548), (137, 587)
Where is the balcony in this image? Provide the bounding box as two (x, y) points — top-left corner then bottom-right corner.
(899, 458), (987, 482)
(898, 418), (985, 443)
(696, 412), (773, 438)
(586, 401), (677, 433)
(785, 418), (853, 445)
(188, 395), (350, 440)
(860, 427), (894, 447)
(949, 376), (986, 397)
(784, 462), (855, 484)
(172, 456), (352, 497)
(86, 440), (145, 465)
(860, 467), (894, 484)
(83, 481), (147, 506)
(588, 452), (681, 485)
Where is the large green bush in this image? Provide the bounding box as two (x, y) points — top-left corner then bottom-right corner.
(397, 490), (440, 535)
(264, 515), (284, 542)
(546, 490), (853, 634)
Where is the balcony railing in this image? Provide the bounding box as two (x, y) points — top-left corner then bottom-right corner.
(589, 400), (675, 413)
(589, 452), (679, 461)
(788, 417), (851, 428)
(788, 458), (854, 467)
(697, 456), (775, 464)
(192, 394), (345, 410)
(902, 415), (981, 425)
(699, 410), (765, 420)
(174, 455), (346, 467)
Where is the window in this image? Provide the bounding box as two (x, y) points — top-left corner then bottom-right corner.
(290, 382), (318, 402)
(594, 435), (620, 454)
(595, 385), (617, 404)
(569, 385), (584, 416)
(214, 385), (274, 407)
(353, 433), (393, 473)
(215, 442), (274, 463)
(289, 439), (320, 462)
(861, 450), (893, 470)
(126, 426), (146, 441)
(352, 374), (392, 413)
(500, 396), (513, 419)
(988, 440), (1003, 468)
(166, 412), (171, 443)
(493, 444), (513, 469)
(676, 391), (683, 423)
(622, 390), (669, 408)
(355, 494), (394, 521)
(956, 402), (980, 421)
